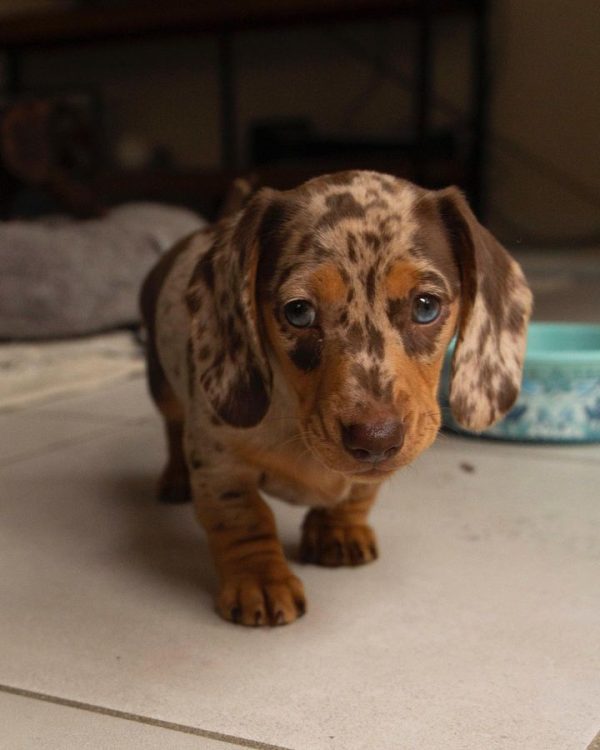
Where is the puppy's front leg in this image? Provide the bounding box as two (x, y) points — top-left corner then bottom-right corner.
(191, 469), (306, 626)
(300, 485), (379, 567)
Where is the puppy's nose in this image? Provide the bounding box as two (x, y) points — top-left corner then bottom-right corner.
(341, 419), (404, 463)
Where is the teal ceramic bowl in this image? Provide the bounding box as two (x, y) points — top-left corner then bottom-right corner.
(440, 322), (600, 442)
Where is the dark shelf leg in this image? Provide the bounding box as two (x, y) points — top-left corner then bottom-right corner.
(218, 32), (238, 172)
(414, 2), (433, 186)
(469, 0), (490, 217)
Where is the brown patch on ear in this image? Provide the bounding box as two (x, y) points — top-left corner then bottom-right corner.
(309, 263), (348, 304)
(384, 261), (420, 300)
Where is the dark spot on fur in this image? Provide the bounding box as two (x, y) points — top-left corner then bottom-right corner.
(363, 232), (382, 253)
(365, 266), (377, 305)
(347, 322), (365, 352)
(190, 455), (204, 470)
(374, 176), (398, 195)
(185, 290), (203, 314)
(186, 339), (195, 396)
(297, 233), (313, 255)
(351, 363), (387, 400)
(451, 392), (474, 424)
(437, 194), (478, 327)
(190, 247), (216, 290)
(402, 306), (450, 358)
(497, 375), (518, 415)
(338, 310), (349, 327)
(289, 331), (323, 372)
(277, 262), (300, 289)
(477, 321), (492, 355)
(212, 365), (271, 427)
(365, 318), (385, 360)
(220, 490), (243, 500)
(198, 344), (211, 360)
(347, 288), (355, 304)
(387, 297), (409, 329)
(316, 192), (366, 230)
(348, 236), (358, 264)
(257, 199), (295, 289)
(506, 302), (526, 334)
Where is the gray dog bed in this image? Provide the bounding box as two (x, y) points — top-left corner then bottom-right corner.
(0, 203), (205, 339)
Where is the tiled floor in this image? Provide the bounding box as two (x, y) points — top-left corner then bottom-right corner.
(1, 375), (599, 750)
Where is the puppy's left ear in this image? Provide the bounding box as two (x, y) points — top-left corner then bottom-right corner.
(436, 187), (533, 431)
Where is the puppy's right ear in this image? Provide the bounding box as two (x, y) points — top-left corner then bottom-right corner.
(186, 188), (287, 428)
(436, 187), (533, 431)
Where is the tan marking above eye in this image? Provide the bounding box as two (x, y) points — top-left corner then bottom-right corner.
(385, 261), (449, 303)
(309, 263), (348, 304)
(384, 261), (421, 300)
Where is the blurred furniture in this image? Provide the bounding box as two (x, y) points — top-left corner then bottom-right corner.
(0, 95), (104, 218)
(0, 0), (489, 216)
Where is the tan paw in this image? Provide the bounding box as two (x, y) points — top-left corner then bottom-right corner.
(300, 518), (378, 567)
(217, 568), (306, 627)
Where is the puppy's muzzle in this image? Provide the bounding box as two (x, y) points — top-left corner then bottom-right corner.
(341, 418), (405, 464)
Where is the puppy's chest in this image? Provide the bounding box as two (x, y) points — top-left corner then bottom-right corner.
(234, 434), (351, 508)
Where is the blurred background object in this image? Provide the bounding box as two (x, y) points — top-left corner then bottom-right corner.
(0, 0), (597, 240)
(0, 92), (105, 217)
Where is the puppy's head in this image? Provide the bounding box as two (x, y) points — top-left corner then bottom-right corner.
(188, 171), (532, 481)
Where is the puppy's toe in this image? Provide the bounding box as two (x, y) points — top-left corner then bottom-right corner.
(217, 571), (306, 627)
(300, 521), (378, 567)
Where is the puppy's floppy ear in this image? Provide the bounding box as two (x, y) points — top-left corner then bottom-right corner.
(186, 188), (283, 428)
(436, 187), (533, 431)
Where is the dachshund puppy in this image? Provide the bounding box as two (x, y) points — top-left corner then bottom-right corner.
(140, 171), (532, 627)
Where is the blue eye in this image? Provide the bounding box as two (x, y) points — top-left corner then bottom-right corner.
(412, 294), (441, 324)
(284, 299), (316, 328)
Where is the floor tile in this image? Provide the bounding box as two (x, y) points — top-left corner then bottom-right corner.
(0, 689), (254, 749)
(0, 418), (598, 750)
(0, 409), (120, 466)
(30, 375), (154, 424)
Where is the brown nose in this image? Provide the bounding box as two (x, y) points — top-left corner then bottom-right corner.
(341, 419), (404, 463)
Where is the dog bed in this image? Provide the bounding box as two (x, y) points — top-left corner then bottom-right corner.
(0, 202), (205, 340)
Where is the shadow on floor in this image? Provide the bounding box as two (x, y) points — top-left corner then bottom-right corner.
(108, 471), (218, 604)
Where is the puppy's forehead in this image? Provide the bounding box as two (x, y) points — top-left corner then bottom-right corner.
(283, 172), (456, 290)
(263, 171), (459, 299)
(303, 171), (421, 258)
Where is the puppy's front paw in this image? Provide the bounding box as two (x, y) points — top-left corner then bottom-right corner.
(217, 567), (306, 627)
(300, 513), (378, 567)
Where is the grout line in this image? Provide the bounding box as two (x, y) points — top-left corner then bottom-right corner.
(0, 684), (295, 750)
